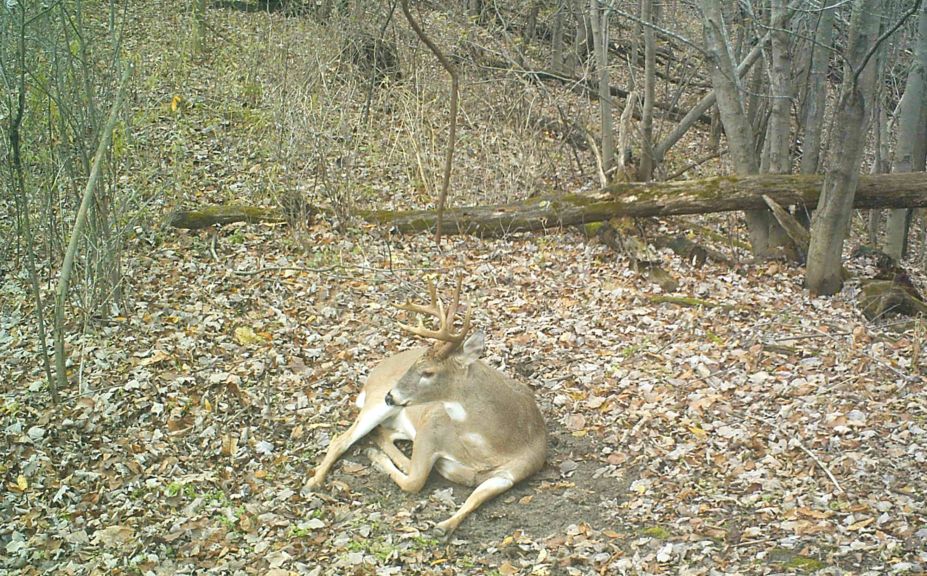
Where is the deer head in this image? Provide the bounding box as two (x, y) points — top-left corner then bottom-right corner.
(386, 277), (478, 407)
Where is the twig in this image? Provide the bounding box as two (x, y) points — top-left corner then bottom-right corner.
(745, 412), (846, 495)
(733, 537), (778, 548)
(399, 0), (458, 245)
(54, 65), (132, 392)
(209, 231), (219, 261)
(232, 264), (447, 277)
(795, 440), (845, 495)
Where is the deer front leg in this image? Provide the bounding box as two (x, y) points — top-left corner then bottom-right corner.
(371, 427), (411, 474)
(307, 401), (395, 489)
(366, 428), (438, 494)
(435, 474), (514, 538)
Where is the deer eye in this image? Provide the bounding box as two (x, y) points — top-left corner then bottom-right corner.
(421, 370), (435, 379)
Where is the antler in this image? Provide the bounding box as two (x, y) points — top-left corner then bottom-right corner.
(396, 277), (472, 359)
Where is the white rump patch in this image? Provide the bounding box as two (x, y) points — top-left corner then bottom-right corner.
(443, 401), (467, 422)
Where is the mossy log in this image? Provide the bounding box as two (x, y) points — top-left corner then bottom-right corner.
(168, 205), (287, 229)
(169, 172), (927, 236)
(859, 280), (927, 320)
(361, 172), (927, 237)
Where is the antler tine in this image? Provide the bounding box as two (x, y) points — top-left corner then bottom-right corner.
(445, 276), (462, 321)
(394, 277), (474, 357)
(429, 279), (447, 324)
(396, 279), (439, 315)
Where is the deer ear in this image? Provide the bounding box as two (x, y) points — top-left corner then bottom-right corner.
(458, 331), (485, 365)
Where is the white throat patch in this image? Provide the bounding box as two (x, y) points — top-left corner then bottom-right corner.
(443, 401), (468, 422)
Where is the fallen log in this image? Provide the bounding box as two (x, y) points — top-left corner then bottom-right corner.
(365, 172), (927, 237)
(168, 205), (286, 229)
(168, 172), (927, 237)
(860, 280), (927, 320)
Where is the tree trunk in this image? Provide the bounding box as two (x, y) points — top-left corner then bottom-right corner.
(589, 0), (614, 174)
(799, 3), (835, 175)
(551, 3), (565, 74)
(193, 0), (207, 54)
(885, 2), (927, 261)
(806, 0), (881, 295)
(762, 0), (791, 175)
(700, 0), (784, 259)
(568, 0), (589, 74)
(759, 0), (794, 254)
(55, 66), (132, 392)
(653, 13), (790, 164)
(637, 0), (656, 181)
(400, 0), (460, 243)
(868, 107), (892, 244)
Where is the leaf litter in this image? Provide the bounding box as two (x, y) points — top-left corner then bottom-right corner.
(1, 3), (925, 574)
(2, 221), (926, 575)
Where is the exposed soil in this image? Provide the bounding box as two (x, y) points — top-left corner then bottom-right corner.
(320, 428), (633, 548)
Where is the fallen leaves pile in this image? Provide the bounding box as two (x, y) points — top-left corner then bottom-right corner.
(2, 221), (925, 575)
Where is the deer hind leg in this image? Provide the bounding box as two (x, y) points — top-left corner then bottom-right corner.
(367, 427), (438, 494)
(435, 473), (515, 538)
(307, 401), (394, 489)
(371, 427), (411, 474)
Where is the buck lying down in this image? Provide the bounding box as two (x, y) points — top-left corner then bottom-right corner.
(306, 281), (547, 537)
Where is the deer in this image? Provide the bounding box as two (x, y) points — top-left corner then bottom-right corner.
(305, 279), (547, 537)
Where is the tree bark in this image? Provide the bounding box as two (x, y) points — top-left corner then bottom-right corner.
(699, 0), (786, 259)
(799, 3), (835, 175)
(885, 2), (927, 261)
(637, 0), (656, 180)
(806, 0), (881, 295)
(170, 172), (927, 236)
(589, 0), (614, 174)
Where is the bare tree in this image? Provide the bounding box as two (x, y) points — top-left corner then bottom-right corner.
(884, 2), (927, 260)
(799, 3), (836, 176)
(2, 2), (56, 400)
(399, 0), (459, 244)
(1, 1), (133, 397)
(762, 0), (792, 176)
(638, 0), (656, 181)
(806, 0), (884, 294)
(589, 0), (615, 175)
(698, 0), (790, 259)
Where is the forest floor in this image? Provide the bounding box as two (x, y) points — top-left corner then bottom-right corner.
(2, 2), (927, 575)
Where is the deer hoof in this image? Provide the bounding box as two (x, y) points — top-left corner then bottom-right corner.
(433, 522), (454, 542)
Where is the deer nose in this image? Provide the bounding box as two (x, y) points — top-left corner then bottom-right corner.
(384, 391), (395, 406)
